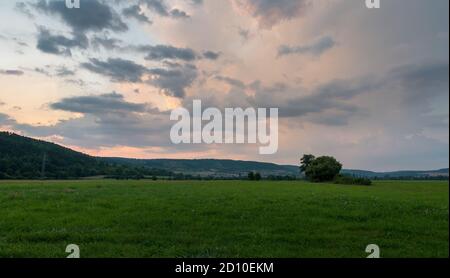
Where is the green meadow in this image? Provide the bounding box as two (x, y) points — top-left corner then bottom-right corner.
(0, 180), (448, 258)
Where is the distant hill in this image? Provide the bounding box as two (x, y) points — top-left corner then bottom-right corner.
(0, 131), (448, 180)
(105, 157), (300, 178)
(106, 157), (449, 179)
(341, 168), (449, 179)
(0, 132), (171, 179)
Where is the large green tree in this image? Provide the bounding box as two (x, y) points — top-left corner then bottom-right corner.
(301, 155), (342, 182)
(300, 154), (316, 173)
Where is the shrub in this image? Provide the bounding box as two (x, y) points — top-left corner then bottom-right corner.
(334, 174), (372, 186)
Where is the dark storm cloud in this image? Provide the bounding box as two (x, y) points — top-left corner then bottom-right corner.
(0, 70), (25, 76)
(278, 36), (336, 57)
(122, 4), (152, 24)
(81, 58), (148, 83)
(34, 0), (128, 32)
(51, 92), (147, 114)
(233, 0), (311, 28)
(36, 27), (88, 56)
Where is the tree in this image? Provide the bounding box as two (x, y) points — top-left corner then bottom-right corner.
(300, 154), (316, 173)
(254, 172), (262, 181)
(248, 171), (255, 180)
(304, 156), (342, 182)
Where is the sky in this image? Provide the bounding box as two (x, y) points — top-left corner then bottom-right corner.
(0, 0), (448, 171)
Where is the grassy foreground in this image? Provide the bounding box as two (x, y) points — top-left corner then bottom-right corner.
(0, 180), (448, 258)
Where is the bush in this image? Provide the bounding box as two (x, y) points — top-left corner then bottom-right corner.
(248, 172), (262, 181)
(334, 174), (372, 186)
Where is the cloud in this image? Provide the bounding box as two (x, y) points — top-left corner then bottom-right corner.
(30, 65), (76, 78)
(0, 113), (14, 125)
(183, 75), (376, 127)
(1, 93), (172, 149)
(35, 0), (128, 32)
(15, 1), (34, 18)
(55, 66), (76, 77)
(147, 63), (198, 98)
(256, 61), (448, 127)
(214, 75), (246, 89)
(181, 61), (447, 133)
(36, 27), (88, 56)
(80, 58), (199, 97)
(133, 44), (219, 62)
(51, 92), (148, 114)
(169, 8), (190, 19)
(189, 0), (203, 5)
(91, 34), (124, 50)
(254, 79), (375, 123)
(81, 58), (148, 83)
(122, 4), (152, 24)
(238, 27), (251, 42)
(278, 36), (336, 57)
(0, 70), (25, 76)
(141, 0), (170, 16)
(231, 0), (311, 28)
(141, 0), (190, 19)
(203, 51), (221, 60)
(387, 61), (449, 106)
(140, 45), (197, 61)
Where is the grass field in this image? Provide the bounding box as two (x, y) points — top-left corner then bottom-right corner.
(0, 180), (448, 258)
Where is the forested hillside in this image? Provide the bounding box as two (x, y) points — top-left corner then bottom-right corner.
(0, 132), (171, 179)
